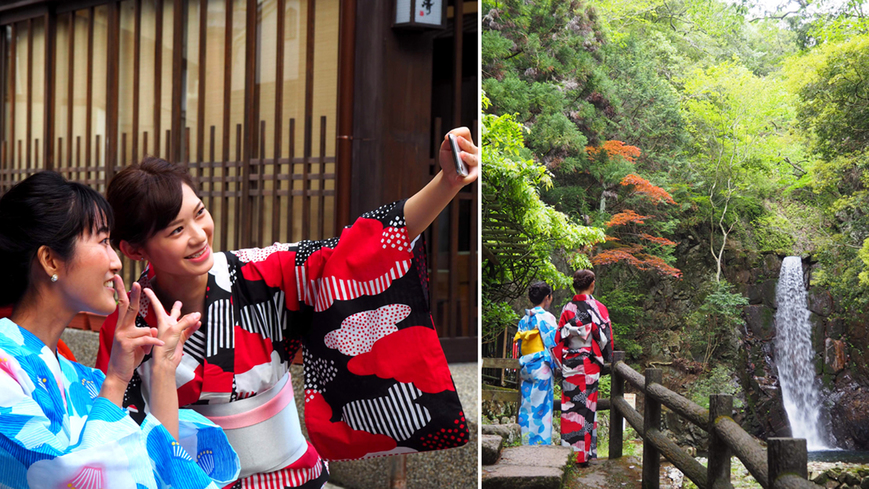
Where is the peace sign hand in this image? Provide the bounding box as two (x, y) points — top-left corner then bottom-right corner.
(143, 288), (202, 370)
(106, 277), (164, 385)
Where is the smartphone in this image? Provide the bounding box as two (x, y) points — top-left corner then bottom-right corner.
(448, 134), (468, 177)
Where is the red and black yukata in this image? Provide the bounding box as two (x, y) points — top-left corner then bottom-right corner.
(555, 294), (612, 464)
(96, 201), (468, 489)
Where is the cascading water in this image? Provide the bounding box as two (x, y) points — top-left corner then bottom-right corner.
(775, 256), (829, 450)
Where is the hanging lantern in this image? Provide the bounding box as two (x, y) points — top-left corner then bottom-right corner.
(393, 0), (447, 30)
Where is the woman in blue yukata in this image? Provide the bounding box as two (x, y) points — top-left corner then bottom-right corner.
(0, 172), (240, 488)
(513, 281), (559, 445)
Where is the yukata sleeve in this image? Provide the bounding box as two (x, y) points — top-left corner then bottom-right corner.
(253, 200), (468, 461)
(0, 349), (238, 488)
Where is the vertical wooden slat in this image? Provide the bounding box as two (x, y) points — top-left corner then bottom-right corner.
(449, 199), (459, 338)
(86, 7), (94, 182)
(26, 18), (32, 170)
(170, 0), (184, 163)
(257, 119), (266, 246)
(106, 1), (120, 183)
(143, 131), (148, 156)
(165, 128), (170, 158)
(121, 133), (126, 166)
(335, 0), (355, 233)
(34, 139), (39, 169)
(197, 0), (207, 173)
(318, 115), (326, 240)
(240, 0), (257, 247)
(0, 25), (6, 158)
(9, 24), (16, 174)
(154, 0), (163, 158)
(272, 0), (285, 243)
(302, 0), (316, 238)
(429, 117), (442, 330)
(132, 0), (141, 163)
(453, 0), (463, 128)
(43, 10), (56, 171)
(209, 125), (215, 214)
(66, 13), (74, 175)
(221, 0), (234, 250)
(95, 134), (101, 187)
(286, 118), (295, 242)
(234, 122), (242, 247)
(75, 136), (80, 181)
(16, 140), (21, 182)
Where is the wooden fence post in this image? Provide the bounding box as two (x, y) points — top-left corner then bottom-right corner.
(389, 453), (408, 489)
(708, 394), (733, 489)
(642, 368), (662, 489)
(768, 438), (808, 487)
(609, 351), (626, 459)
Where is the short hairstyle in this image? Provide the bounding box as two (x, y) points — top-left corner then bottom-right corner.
(0, 171), (113, 305)
(106, 156), (196, 248)
(528, 281), (552, 305)
(573, 269), (595, 293)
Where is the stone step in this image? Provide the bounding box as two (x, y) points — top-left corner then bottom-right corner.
(481, 434), (503, 465)
(482, 445), (573, 489)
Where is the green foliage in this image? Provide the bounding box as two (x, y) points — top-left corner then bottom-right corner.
(597, 283), (644, 359)
(751, 214), (796, 254)
(482, 91), (606, 340)
(689, 364), (744, 409)
(859, 238), (869, 287)
(482, 299), (520, 346)
(686, 280), (749, 366)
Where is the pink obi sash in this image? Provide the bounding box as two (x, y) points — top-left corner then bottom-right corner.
(190, 373), (308, 479)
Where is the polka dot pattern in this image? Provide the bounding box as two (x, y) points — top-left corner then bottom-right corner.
(381, 225), (410, 251)
(361, 202), (399, 222)
(323, 304), (411, 356)
(303, 348), (338, 399)
(419, 413), (469, 450)
(232, 243), (294, 263)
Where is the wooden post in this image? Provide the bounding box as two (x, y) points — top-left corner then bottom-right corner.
(642, 368), (662, 489)
(388, 454), (407, 489)
(708, 394), (733, 489)
(609, 351), (625, 459)
(768, 438), (808, 487)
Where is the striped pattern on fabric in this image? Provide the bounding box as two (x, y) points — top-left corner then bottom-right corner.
(238, 291), (286, 342)
(296, 260), (412, 312)
(341, 383), (431, 441)
(239, 461), (324, 488)
(206, 299), (236, 358)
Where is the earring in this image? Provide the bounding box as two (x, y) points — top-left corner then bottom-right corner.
(50, 274), (58, 283)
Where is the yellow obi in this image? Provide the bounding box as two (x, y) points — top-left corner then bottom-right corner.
(514, 329), (544, 356)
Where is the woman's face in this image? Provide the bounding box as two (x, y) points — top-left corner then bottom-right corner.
(58, 227), (123, 316)
(141, 183), (214, 279)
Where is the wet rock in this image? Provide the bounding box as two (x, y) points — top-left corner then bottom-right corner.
(830, 389), (869, 449)
(828, 318), (845, 340)
(842, 472), (861, 486)
(808, 288), (835, 317)
(763, 255), (783, 279)
(747, 283), (763, 305)
(825, 339), (847, 374)
(811, 313), (828, 354)
(762, 279), (779, 309)
(744, 305), (776, 340)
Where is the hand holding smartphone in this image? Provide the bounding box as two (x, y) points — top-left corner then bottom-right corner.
(448, 134), (468, 177)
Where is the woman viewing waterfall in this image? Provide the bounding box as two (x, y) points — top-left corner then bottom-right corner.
(775, 256), (829, 450)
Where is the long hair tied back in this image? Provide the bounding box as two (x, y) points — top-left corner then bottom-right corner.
(0, 172), (114, 306)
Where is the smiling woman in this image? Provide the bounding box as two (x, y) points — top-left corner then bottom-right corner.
(0, 171), (240, 489)
(96, 127), (477, 488)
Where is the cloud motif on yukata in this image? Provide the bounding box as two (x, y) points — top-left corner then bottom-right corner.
(324, 304), (411, 356)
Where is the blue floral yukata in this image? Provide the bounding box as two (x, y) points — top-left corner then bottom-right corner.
(513, 307), (558, 445)
(0, 318), (240, 488)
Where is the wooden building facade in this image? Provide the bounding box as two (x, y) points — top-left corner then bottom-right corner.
(0, 0), (477, 361)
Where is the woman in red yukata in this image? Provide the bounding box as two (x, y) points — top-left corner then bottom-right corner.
(96, 128), (478, 488)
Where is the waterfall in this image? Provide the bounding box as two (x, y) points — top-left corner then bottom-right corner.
(775, 256), (829, 450)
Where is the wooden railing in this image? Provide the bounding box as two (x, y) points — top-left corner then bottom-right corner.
(482, 352), (818, 489)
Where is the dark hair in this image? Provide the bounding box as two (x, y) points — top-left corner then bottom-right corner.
(573, 269), (595, 293)
(106, 156), (196, 248)
(528, 281), (552, 305)
(0, 171), (113, 305)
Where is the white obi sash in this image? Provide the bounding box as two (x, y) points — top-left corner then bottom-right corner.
(190, 373), (308, 479)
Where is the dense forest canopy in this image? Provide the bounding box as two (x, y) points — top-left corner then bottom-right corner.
(482, 0), (869, 364)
